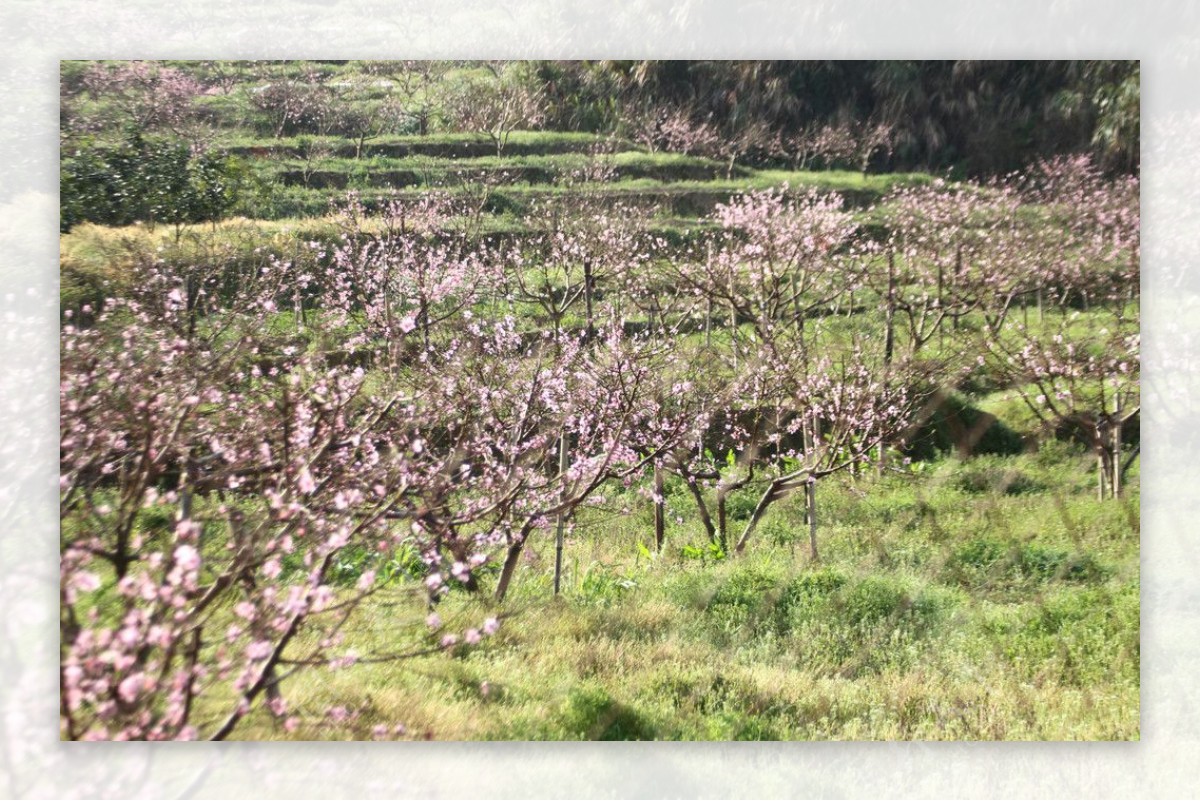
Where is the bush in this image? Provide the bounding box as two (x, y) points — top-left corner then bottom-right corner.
(707, 565), (779, 617)
(841, 575), (911, 626)
(774, 568), (848, 632)
(944, 536), (1108, 588)
(905, 391), (1025, 461)
(837, 574), (957, 632)
(577, 562), (638, 606)
(723, 489), (759, 522)
(950, 459), (1044, 496)
(1000, 583), (1140, 687)
(559, 684), (655, 740)
(61, 134), (254, 232)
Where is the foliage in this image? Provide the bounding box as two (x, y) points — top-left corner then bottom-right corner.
(534, 60), (1139, 177)
(441, 65), (547, 156)
(61, 134), (251, 232)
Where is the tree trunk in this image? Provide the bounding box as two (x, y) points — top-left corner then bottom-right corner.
(419, 295), (430, 351)
(1112, 401), (1123, 499)
(583, 259), (596, 344)
(705, 297), (712, 348)
(729, 270), (739, 369)
(1120, 443), (1140, 492)
(294, 285), (305, 332)
(716, 491), (729, 550)
(179, 449), (194, 530)
(937, 260), (945, 352)
(494, 540), (525, 602)
(953, 245), (963, 332)
(683, 476), (717, 543)
(733, 481), (784, 554)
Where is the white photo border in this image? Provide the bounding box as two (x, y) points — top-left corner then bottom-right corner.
(3, 1), (1196, 797)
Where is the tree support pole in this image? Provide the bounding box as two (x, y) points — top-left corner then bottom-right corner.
(553, 431), (569, 596)
(807, 478), (819, 562)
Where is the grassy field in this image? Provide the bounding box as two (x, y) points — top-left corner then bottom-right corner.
(208, 444), (1138, 741)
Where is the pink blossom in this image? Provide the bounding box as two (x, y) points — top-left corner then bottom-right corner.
(297, 467), (317, 495)
(311, 585), (334, 612)
(117, 673), (144, 703)
(174, 520), (202, 541)
(246, 640), (273, 661)
(71, 571), (101, 593)
(173, 545), (200, 572)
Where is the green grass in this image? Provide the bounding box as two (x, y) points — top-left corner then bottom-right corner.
(222, 130), (618, 158)
(257, 163), (936, 208)
(209, 443), (1138, 741)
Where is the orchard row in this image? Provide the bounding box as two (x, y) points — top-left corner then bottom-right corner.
(59, 153), (1138, 740)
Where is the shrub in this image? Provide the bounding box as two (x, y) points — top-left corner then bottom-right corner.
(61, 134), (253, 232)
(905, 392), (1025, 460)
(577, 562), (638, 606)
(950, 460), (1043, 496)
(774, 568), (848, 633)
(841, 575), (911, 626)
(559, 684), (654, 740)
(707, 565), (779, 617)
(945, 536), (1108, 588)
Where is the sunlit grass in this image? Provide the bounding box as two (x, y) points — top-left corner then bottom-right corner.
(212, 441), (1138, 741)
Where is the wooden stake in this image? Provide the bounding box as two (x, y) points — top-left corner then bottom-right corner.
(553, 430), (569, 596)
(807, 478), (819, 562)
(884, 251), (896, 365)
(1112, 398), (1122, 499)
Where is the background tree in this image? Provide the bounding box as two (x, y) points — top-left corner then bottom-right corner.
(983, 155), (1140, 498)
(360, 60), (450, 137)
(60, 133), (250, 234)
(529, 60), (1139, 177)
(443, 65), (546, 156)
